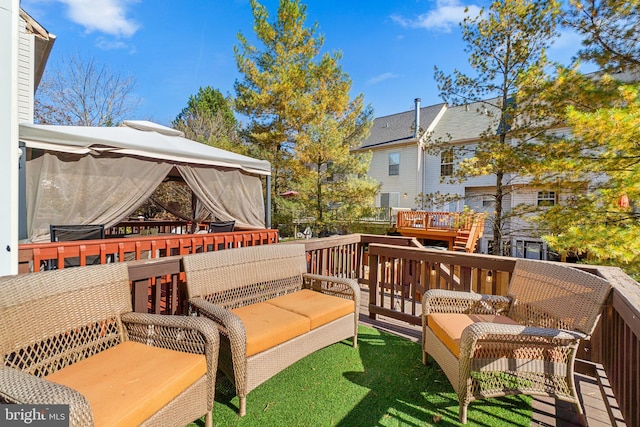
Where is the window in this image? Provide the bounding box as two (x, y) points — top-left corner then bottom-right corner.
(380, 192), (400, 208)
(440, 148), (454, 177)
(515, 240), (544, 260)
(482, 196), (494, 208)
(537, 191), (556, 207)
(388, 152), (400, 176)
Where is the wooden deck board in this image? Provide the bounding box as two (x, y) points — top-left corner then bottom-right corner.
(356, 287), (618, 427)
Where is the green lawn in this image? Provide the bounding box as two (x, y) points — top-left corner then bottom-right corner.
(192, 325), (531, 426)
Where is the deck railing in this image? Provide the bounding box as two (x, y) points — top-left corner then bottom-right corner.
(366, 243), (515, 326)
(19, 229), (279, 274)
(18, 230), (279, 315)
(397, 211), (462, 229)
(15, 232), (638, 425)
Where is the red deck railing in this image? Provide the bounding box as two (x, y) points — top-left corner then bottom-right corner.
(19, 229), (279, 274)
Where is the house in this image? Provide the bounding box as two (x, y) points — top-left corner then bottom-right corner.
(356, 99), (446, 210)
(1, 5), (55, 275)
(359, 98), (573, 259)
(422, 100), (576, 257)
(17, 9), (56, 124)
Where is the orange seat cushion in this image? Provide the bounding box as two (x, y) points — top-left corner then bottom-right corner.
(266, 289), (355, 329)
(428, 313), (519, 358)
(45, 341), (206, 427)
(231, 302), (311, 356)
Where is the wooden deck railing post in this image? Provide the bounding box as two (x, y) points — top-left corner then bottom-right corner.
(133, 279), (149, 313)
(368, 251), (379, 321)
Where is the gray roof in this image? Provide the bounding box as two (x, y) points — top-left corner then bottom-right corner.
(426, 100), (498, 143)
(360, 102), (446, 149)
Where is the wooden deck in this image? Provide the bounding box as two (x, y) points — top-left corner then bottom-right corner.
(395, 211), (485, 252)
(356, 287), (622, 427)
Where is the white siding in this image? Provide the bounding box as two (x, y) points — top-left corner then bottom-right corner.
(421, 142), (498, 207)
(369, 144), (419, 208)
(17, 16), (34, 124)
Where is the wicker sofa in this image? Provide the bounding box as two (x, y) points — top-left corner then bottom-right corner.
(0, 263), (220, 427)
(422, 259), (612, 424)
(183, 243), (359, 416)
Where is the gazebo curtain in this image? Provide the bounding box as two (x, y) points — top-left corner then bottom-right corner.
(27, 151), (172, 242)
(177, 165), (265, 230)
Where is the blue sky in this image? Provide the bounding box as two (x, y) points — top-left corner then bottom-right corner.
(22, 0), (590, 126)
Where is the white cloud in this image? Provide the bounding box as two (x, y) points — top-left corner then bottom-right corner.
(367, 72), (399, 85)
(60, 0), (140, 38)
(96, 37), (137, 53)
(391, 0), (481, 33)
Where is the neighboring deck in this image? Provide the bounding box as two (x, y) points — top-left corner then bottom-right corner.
(395, 211), (485, 252)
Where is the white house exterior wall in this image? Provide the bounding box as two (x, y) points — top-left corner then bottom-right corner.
(17, 15), (34, 124)
(370, 144), (418, 209)
(420, 142), (497, 207)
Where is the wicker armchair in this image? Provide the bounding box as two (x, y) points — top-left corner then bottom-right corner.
(422, 259), (612, 424)
(183, 243), (359, 416)
(0, 263), (219, 427)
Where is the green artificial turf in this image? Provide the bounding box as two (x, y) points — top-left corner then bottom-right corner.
(191, 325), (532, 426)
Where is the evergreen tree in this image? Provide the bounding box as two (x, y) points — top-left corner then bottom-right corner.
(234, 0), (376, 232)
(531, 1), (640, 276)
(172, 86), (247, 155)
(428, 0), (561, 254)
(564, 0), (640, 73)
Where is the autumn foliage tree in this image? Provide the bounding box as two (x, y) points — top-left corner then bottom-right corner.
(530, 1), (640, 276)
(429, 0), (561, 254)
(234, 0), (376, 233)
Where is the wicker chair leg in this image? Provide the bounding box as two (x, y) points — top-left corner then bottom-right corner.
(205, 412), (213, 427)
(422, 350), (428, 365)
(576, 411), (587, 426)
(459, 404), (468, 424)
(239, 396), (246, 417)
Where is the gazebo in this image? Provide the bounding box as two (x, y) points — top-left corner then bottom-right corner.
(19, 120), (271, 242)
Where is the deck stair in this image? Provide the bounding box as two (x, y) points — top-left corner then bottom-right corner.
(453, 217), (484, 253)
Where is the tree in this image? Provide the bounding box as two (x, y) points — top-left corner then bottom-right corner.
(172, 86), (249, 155)
(428, 0), (561, 254)
(35, 53), (139, 126)
(530, 1), (640, 276)
(564, 0), (640, 73)
(293, 97), (378, 232)
(234, 0), (376, 232)
(536, 86), (640, 273)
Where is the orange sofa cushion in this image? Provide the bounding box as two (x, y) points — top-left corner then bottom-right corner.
(266, 289), (355, 329)
(231, 302), (311, 357)
(428, 313), (519, 358)
(45, 340), (206, 427)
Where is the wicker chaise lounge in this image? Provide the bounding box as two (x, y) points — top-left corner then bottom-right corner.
(183, 243), (359, 416)
(0, 263), (220, 427)
(422, 259), (612, 424)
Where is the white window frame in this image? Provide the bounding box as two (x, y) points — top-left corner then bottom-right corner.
(388, 152), (400, 176)
(380, 192), (400, 208)
(440, 148), (454, 177)
(537, 191), (556, 207)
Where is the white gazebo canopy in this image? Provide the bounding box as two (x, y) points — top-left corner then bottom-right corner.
(20, 120), (272, 242)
